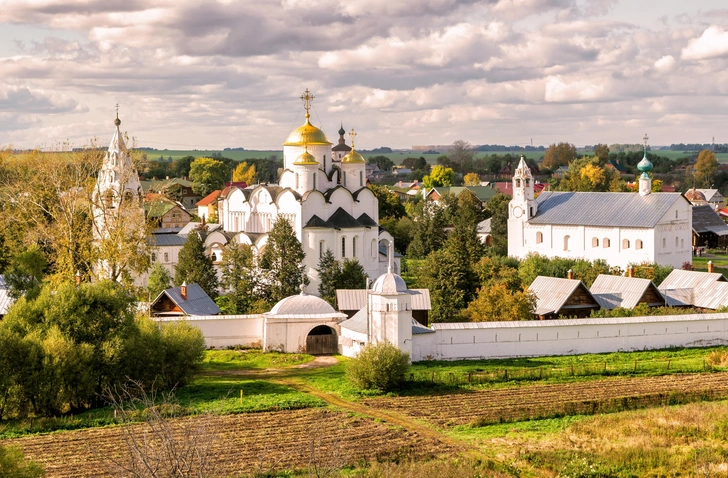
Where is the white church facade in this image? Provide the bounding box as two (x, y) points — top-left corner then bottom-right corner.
(507, 153), (692, 270)
(215, 89), (394, 293)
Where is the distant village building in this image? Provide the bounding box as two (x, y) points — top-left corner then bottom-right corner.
(150, 282), (221, 316)
(508, 149), (693, 270)
(528, 276), (601, 319)
(146, 194), (191, 229)
(691, 204), (728, 249)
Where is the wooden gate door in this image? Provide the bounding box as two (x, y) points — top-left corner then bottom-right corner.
(306, 334), (338, 355)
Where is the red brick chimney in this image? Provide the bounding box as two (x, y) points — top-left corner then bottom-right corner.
(567, 269), (574, 280)
(180, 281), (188, 300)
(708, 261), (714, 273)
(627, 266), (634, 278)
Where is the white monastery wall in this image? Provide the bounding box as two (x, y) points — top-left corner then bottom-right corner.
(156, 315), (264, 349)
(411, 313), (728, 361)
(263, 317), (340, 353)
(654, 202), (692, 268)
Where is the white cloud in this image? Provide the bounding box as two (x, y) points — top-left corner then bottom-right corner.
(682, 26), (728, 60)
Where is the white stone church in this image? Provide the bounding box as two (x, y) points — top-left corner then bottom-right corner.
(507, 153), (692, 269)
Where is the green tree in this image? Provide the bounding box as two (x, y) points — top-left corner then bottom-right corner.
(338, 259), (368, 289)
(542, 142), (577, 169)
(173, 156), (194, 178)
(189, 157), (229, 197)
(380, 216), (415, 254)
(406, 199), (448, 258)
(219, 242), (257, 313)
(5, 245), (47, 300)
(368, 184), (406, 219)
(260, 217), (306, 303)
(346, 341), (409, 392)
(419, 248), (469, 322)
(423, 165), (455, 188)
(368, 155), (394, 172)
(694, 149), (718, 188)
(463, 283), (535, 321)
(484, 193), (510, 256)
(147, 262), (172, 299)
(174, 227), (218, 298)
(232, 161), (257, 185)
(0, 444), (45, 478)
(316, 249), (340, 306)
(594, 143), (610, 165)
(628, 262), (674, 286)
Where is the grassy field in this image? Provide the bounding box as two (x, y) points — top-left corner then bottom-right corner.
(5, 346), (728, 476)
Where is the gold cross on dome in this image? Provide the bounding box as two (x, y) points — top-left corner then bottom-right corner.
(115, 103), (119, 118)
(349, 128), (357, 148)
(643, 133), (649, 150)
(300, 89), (314, 116)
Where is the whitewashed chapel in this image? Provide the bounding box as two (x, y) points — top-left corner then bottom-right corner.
(507, 145), (692, 270)
(217, 90), (394, 293)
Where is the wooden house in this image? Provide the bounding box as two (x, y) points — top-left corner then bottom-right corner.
(529, 276), (601, 319)
(589, 274), (665, 310)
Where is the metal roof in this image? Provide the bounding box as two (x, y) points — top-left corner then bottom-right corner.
(477, 218), (491, 234)
(590, 274), (660, 309)
(0, 276), (14, 316)
(178, 222), (222, 235)
(696, 189), (722, 202)
(336, 288), (431, 311)
(692, 205), (728, 236)
(339, 309), (434, 335)
(152, 283), (221, 316)
(659, 269), (727, 290)
(528, 276), (597, 315)
(530, 191), (684, 227)
(328, 207), (364, 229)
(694, 281), (728, 310)
(430, 312), (728, 329)
(151, 234), (188, 247)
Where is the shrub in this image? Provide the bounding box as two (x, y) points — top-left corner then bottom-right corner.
(0, 444), (45, 478)
(346, 341), (410, 392)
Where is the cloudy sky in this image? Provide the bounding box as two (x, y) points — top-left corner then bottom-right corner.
(2, 0), (728, 151)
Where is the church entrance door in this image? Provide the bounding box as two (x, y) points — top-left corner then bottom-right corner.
(306, 325), (338, 355)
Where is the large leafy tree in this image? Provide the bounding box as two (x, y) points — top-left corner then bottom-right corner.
(174, 227), (218, 298)
(419, 248), (469, 322)
(260, 217), (306, 303)
(406, 199), (448, 258)
(147, 262), (173, 299)
(423, 165), (455, 188)
(447, 140), (474, 174)
(317, 249), (340, 306)
(368, 155), (394, 172)
(219, 242), (259, 313)
(232, 161), (257, 185)
(542, 142), (577, 169)
(464, 283), (536, 322)
(189, 157), (229, 197)
(5, 245), (47, 300)
(368, 184), (406, 220)
(694, 149), (718, 188)
(556, 157), (623, 192)
(484, 193), (510, 256)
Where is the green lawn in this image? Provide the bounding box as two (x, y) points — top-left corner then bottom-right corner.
(201, 349), (314, 371)
(692, 254), (728, 276)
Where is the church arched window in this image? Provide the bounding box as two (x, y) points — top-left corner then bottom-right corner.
(525, 179), (530, 187)
(323, 155), (326, 171)
(662, 238), (666, 249)
(515, 179), (521, 188)
(319, 240), (325, 258)
(343, 173), (347, 187)
(353, 236), (357, 257)
(313, 173), (317, 190)
(675, 237), (679, 247)
(104, 190), (115, 209)
(151, 253), (157, 262)
(563, 235), (570, 251)
(592, 237), (599, 248)
(359, 171), (363, 187)
(623, 239), (630, 249)
(536, 231), (543, 244)
(636, 239), (643, 250)
(681, 239), (684, 249)
(603, 238), (610, 248)
(295, 173), (299, 189)
(371, 239), (377, 258)
(341, 237), (346, 257)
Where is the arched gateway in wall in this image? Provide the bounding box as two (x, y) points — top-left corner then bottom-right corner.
(306, 325), (338, 355)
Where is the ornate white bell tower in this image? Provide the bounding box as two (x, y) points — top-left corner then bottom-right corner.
(508, 156), (538, 257)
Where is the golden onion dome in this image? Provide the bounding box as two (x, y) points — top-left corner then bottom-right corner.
(284, 116), (332, 146)
(341, 148), (366, 164)
(293, 149), (319, 166)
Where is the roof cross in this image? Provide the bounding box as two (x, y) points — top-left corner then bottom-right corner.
(300, 89), (314, 118)
(349, 128), (357, 149)
(643, 133), (649, 150)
